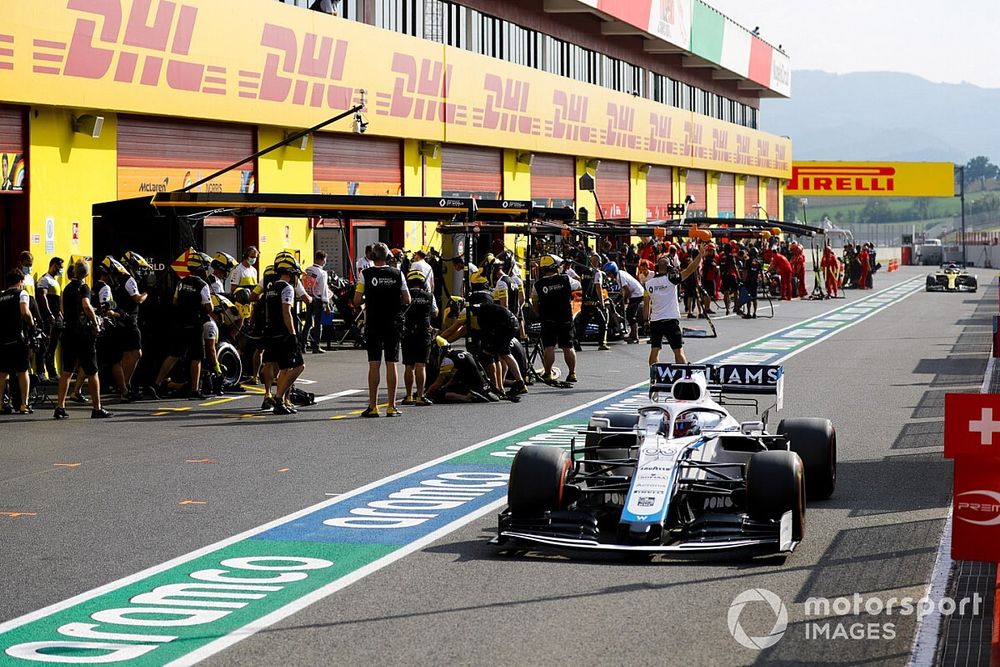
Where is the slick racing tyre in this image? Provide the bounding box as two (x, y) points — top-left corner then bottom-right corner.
(746, 450), (804, 542)
(216, 341), (243, 388)
(777, 418), (837, 500)
(508, 446), (571, 514)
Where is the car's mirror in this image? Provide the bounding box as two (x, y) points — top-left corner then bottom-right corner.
(740, 420), (765, 434)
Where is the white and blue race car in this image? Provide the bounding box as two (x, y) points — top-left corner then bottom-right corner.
(496, 363), (836, 557)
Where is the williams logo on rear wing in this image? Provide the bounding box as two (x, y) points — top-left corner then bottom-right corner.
(649, 363), (784, 409)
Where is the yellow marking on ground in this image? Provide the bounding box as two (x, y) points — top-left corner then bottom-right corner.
(53, 463), (81, 468)
(330, 415), (348, 420)
(278, 468), (290, 473)
(199, 397), (240, 407)
(156, 407), (191, 412)
(243, 386), (266, 395)
(330, 403), (387, 420)
(153, 411), (170, 416)
(0, 512), (36, 518)
(178, 499), (207, 506)
(186, 458), (217, 464)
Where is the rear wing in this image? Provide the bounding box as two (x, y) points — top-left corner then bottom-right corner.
(649, 363), (784, 409)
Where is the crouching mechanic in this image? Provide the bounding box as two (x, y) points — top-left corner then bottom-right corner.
(644, 249), (705, 365)
(262, 256), (306, 415)
(424, 337), (493, 403)
(401, 269), (437, 406)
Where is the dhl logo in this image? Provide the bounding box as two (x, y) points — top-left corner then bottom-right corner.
(375, 54), (459, 124)
(789, 166), (896, 193)
(647, 112), (679, 156)
(477, 73), (538, 135)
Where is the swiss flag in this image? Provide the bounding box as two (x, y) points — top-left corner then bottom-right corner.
(944, 394), (1000, 460)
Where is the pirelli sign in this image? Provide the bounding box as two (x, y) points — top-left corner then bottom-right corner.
(786, 162), (956, 198)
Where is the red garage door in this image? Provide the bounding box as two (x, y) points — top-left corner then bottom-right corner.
(0, 105), (25, 192)
(596, 160), (629, 220)
(531, 153), (574, 208)
(766, 178), (779, 220)
(117, 116), (255, 199)
(442, 145), (502, 199)
(314, 134), (401, 196)
(744, 175), (760, 218)
(686, 169), (706, 213)
(646, 165), (672, 221)
(717, 172), (735, 216)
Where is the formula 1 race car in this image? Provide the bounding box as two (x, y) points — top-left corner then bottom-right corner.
(496, 363), (837, 557)
(926, 264), (977, 292)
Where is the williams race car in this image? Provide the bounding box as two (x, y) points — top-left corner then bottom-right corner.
(496, 363), (836, 557)
(926, 264), (977, 292)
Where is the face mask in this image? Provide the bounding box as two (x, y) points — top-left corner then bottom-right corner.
(22, 266), (31, 275)
(56, 268), (64, 276)
(248, 257), (257, 266)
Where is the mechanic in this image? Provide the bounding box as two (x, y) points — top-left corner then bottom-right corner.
(105, 256), (147, 403)
(496, 252), (526, 338)
(262, 256), (306, 415)
(409, 249), (435, 296)
(644, 250), (705, 365)
(54, 260), (112, 419)
(153, 251), (213, 400)
(354, 242), (410, 418)
(424, 337), (493, 404)
(356, 244), (374, 277)
(302, 250), (333, 354)
(0, 270), (35, 415)
(400, 269), (438, 406)
(790, 242), (808, 298)
(770, 248), (794, 301)
(531, 254), (579, 384)
(228, 246), (258, 292)
(34, 256), (64, 381)
(17, 251), (34, 298)
(821, 244), (839, 297)
(604, 261), (643, 344)
(574, 254), (610, 351)
(449, 255), (479, 298)
(857, 243), (871, 290)
(208, 252), (237, 295)
(742, 247), (763, 318)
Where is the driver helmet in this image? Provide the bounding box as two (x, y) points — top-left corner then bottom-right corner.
(673, 412), (702, 438)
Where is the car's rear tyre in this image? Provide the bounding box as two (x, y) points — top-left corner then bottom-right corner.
(746, 450), (804, 542)
(508, 446), (571, 514)
(777, 418), (837, 500)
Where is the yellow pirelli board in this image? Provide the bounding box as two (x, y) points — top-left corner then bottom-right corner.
(786, 162), (955, 198)
(0, 0), (791, 179)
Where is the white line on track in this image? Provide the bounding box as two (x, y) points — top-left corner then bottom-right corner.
(313, 389), (365, 403)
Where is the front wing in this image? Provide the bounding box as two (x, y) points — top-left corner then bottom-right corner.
(495, 511), (798, 557)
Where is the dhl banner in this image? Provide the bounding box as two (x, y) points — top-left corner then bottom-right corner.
(0, 0), (790, 179)
(786, 162), (955, 198)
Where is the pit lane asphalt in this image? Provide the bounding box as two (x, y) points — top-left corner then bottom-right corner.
(0, 267), (980, 666)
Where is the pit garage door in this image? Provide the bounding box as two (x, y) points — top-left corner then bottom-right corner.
(686, 169), (707, 214)
(596, 160), (629, 220)
(646, 165), (672, 221)
(717, 172), (735, 217)
(441, 145), (502, 199)
(744, 175), (760, 218)
(531, 153), (574, 208)
(313, 133), (402, 274)
(766, 178), (780, 220)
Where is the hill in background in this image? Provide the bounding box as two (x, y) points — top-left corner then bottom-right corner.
(762, 71), (1000, 162)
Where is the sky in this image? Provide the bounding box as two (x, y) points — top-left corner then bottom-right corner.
(707, 0), (1000, 90)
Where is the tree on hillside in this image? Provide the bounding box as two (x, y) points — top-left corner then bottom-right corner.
(965, 156), (999, 188)
(859, 199), (890, 223)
